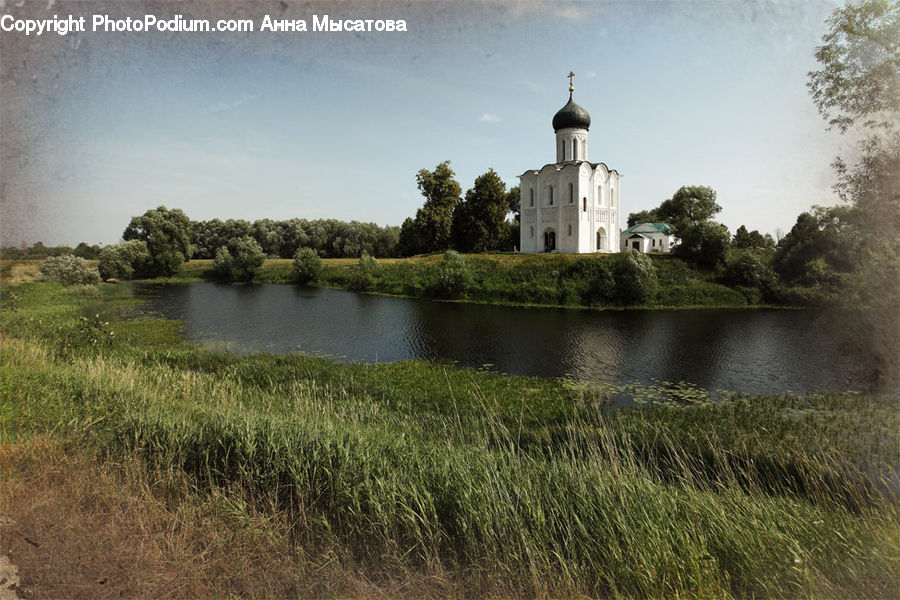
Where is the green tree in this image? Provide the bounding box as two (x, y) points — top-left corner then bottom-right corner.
(452, 169), (509, 252)
(657, 186), (722, 231)
(292, 247), (322, 284)
(411, 161), (462, 254)
(506, 186), (521, 221)
(627, 208), (663, 227)
(808, 0), (899, 135)
(123, 206), (192, 276)
(213, 235), (265, 281)
(72, 242), (101, 260)
(98, 240), (151, 280)
(723, 252), (775, 289)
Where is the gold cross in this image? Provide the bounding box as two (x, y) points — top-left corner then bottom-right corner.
(568, 71), (575, 92)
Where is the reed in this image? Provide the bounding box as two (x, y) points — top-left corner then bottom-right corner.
(2, 281), (897, 597)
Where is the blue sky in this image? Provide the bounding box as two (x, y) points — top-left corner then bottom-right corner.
(1, 0), (852, 247)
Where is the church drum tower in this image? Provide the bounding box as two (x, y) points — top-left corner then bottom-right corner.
(519, 73), (621, 254)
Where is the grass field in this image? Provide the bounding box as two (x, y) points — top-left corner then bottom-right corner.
(1, 280), (897, 597)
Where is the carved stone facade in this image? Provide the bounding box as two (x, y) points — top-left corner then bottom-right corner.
(518, 90), (621, 254)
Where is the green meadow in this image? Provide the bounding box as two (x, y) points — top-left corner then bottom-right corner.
(1, 281), (897, 597)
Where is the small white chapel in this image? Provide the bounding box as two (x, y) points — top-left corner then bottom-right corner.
(519, 72), (622, 254)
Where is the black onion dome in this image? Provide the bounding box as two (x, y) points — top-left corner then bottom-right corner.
(552, 93), (591, 131)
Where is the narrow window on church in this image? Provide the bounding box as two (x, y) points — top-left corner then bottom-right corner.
(568, 224), (572, 236)
(529, 226), (534, 238)
(583, 197), (587, 212)
(598, 186), (603, 206)
(572, 139), (576, 160)
(530, 188), (534, 207)
(559, 141), (564, 161)
(611, 189), (615, 207)
(549, 186), (553, 205)
(569, 183), (574, 203)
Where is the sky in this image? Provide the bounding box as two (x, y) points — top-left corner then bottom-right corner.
(0, 0), (855, 247)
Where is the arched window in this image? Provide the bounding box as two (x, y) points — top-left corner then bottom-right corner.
(572, 139), (576, 160)
(610, 189), (615, 207)
(559, 141), (564, 161)
(598, 185), (604, 206)
(549, 186), (554, 205)
(583, 197), (587, 212)
(567, 224), (572, 236)
(569, 183), (574, 203)
(529, 188), (534, 207)
(529, 226), (534, 238)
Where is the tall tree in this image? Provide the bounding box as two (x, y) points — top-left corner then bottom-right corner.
(805, 0), (900, 377)
(414, 161), (462, 253)
(657, 186), (722, 232)
(627, 208), (662, 227)
(452, 169), (508, 252)
(123, 206), (192, 276)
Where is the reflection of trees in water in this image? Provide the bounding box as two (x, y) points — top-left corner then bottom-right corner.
(136, 283), (878, 393)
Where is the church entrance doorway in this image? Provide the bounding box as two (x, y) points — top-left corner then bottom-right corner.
(543, 229), (556, 252)
(596, 227), (607, 252)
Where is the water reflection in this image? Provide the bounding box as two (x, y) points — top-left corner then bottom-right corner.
(133, 282), (878, 394)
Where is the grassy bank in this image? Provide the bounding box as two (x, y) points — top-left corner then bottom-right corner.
(140, 252), (768, 309)
(2, 281), (898, 597)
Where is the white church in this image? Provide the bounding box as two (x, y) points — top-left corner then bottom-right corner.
(519, 74), (622, 254)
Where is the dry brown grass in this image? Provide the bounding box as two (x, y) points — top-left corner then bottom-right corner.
(0, 440), (489, 599)
(0, 260), (40, 285)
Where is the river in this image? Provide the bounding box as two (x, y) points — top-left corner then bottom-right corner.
(133, 282), (879, 394)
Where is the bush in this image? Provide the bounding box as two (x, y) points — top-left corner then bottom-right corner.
(674, 221), (730, 267)
(350, 252), (382, 291)
(38, 255), (101, 286)
(613, 250), (658, 304)
(565, 257), (615, 305)
(98, 240), (151, 280)
(213, 236), (265, 281)
(429, 251), (474, 299)
(292, 247), (322, 284)
(722, 252), (774, 289)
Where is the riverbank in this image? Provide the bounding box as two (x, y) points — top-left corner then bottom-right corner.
(1, 281), (897, 597)
(138, 251), (789, 310)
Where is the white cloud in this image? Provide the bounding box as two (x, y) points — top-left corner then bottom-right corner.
(209, 93), (259, 113)
(479, 113), (501, 122)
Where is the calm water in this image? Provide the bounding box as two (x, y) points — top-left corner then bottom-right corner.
(133, 282), (878, 394)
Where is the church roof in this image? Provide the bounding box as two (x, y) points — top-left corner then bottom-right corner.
(552, 92), (591, 131)
(622, 222), (672, 234)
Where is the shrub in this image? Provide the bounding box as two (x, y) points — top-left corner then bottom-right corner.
(722, 252), (774, 289)
(613, 250), (658, 304)
(292, 247), (322, 284)
(213, 236), (265, 281)
(350, 252), (382, 291)
(38, 255), (101, 286)
(98, 240), (151, 280)
(674, 221), (730, 267)
(565, 257), (615, 305)
(429, 250), (474, 299)
(213, 246), (234, 278)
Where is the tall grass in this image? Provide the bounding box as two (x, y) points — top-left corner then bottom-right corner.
(2, 282), (898, 597)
